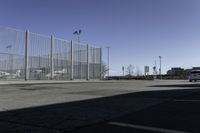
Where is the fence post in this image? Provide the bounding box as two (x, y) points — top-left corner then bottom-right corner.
(70, 40), (74, 80)
(100, 48), (102, 80)
(86, 44), (89, 80)
(50, 35), (54, 80)
(93, 48), (96, 79)
(25, 30), (29, 80)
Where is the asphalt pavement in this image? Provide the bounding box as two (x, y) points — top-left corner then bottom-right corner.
(72, 82), (200, 133)
(0, 80), (199, 133)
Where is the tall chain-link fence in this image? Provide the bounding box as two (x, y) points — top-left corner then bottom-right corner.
(0, 26), (102, 80)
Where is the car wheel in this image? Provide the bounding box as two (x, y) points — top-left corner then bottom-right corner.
(189, 80), (192, 82)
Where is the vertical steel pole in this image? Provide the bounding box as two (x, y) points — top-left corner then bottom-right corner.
(159, 56), (162, 80)
(79, 44), (82, 79)
(94, 48), (96, 79)
(50, 35), (54, 80)
(86, 44), (89, 80)
(70, 40), (74, 80)
(100, 48), (102, 80)
(106, 46), (110, 77)
(25, 30), (29, 80)
(93, 48), (95, 79)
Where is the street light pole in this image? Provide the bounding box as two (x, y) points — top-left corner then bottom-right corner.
(159, 56), (162, 80)
(73, 30), (82, 79)
(122, 66), (124, 76)
(106, 46), (110, 77)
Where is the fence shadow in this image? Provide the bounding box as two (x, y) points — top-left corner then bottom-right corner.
(0, 86), (200, 132)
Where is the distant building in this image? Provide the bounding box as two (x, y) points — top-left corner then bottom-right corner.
(166, 67), (200, 79)
(184, 69), (192, 76)
(167, 67), (184, 76)
(192, 67), (200, 70)
(167, 67), (200, 77)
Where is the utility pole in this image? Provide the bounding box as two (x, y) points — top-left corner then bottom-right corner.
(159, 56), (162, 80)
(106, 46), (110, 77)
(153, 60), (157, 79)
(122, 66), (125, 76)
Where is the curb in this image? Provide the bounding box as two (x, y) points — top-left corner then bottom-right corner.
(0, 80), (115, 85)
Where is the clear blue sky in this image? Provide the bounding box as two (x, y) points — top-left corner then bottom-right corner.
(0, 0), (200, 75)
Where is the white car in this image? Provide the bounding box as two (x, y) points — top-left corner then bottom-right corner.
(45, 69), (68, 79)
(0, 70), (21, 79)
(189, 70), (200, 82)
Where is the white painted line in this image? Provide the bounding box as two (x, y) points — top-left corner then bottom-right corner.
(108, 122), (190, 133)
(174, 99), (200, 102)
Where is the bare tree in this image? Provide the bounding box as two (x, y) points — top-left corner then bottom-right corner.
(101, 62), (109, 78)
(126, 64), (135, 76)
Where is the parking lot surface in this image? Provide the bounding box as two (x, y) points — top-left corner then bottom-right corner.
(0, 80), (199, 132)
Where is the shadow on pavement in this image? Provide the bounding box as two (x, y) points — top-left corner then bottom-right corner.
(0, 86), (200, 132)
(72, 88), (200, 133)
(149, 83), (200, 88)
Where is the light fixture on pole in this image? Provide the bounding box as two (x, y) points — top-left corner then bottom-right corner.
(73, 29), (82, 43)
(6, 45), (12, 49)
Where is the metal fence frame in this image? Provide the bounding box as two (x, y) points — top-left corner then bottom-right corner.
(0, 27), (102, 80)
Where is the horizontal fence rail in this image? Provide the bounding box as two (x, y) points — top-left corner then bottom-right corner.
(0, 26), (102, 80)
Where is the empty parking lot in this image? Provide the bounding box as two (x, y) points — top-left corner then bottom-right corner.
(0, 80), (199, 132)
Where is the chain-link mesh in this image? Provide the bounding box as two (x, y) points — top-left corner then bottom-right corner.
(89, 46), (101, 79)
(53, 38), (71, 80)
(0, 26), (25, 80)
(73, 41), (87, 79)
(0, 27), (102, 80)
(28, 32), (51, 80)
